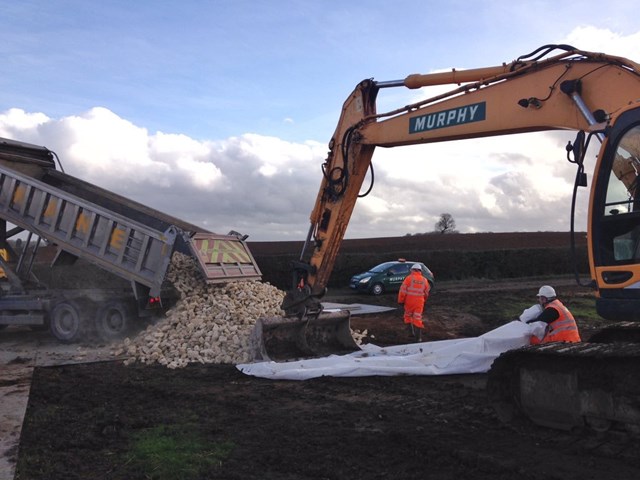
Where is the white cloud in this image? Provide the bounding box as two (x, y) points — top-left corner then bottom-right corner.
(60, 107), (160, 177)
(150, 133), (222, 189)
(0, 108), (324, 239)
(0, 25), (638, 240)
(563, 26), (640, 58)
(0, 108), (50, 141)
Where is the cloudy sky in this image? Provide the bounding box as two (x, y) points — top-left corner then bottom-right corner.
(0, 1), (639, 241)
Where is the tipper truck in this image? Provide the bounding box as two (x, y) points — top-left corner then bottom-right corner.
(0, 137), (261, 342)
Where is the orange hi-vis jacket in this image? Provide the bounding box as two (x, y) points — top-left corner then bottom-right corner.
(398, 271), (431, 329)
(538, 299), (581, 343)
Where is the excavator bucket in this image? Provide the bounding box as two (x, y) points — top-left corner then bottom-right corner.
(249, 310), (360, 362)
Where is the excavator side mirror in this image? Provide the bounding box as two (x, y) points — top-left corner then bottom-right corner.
(567, 130), (586, 165)
(577, 172), (588, 187)
(567, 131), (588, 188)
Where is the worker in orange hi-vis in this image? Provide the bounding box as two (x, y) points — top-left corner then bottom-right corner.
(526, 285), (581, 345)
(398, 264), (431, 342)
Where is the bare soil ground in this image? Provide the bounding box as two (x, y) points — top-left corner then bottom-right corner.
(11, 276), (640, 480)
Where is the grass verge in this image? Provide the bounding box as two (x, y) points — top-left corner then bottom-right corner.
(126, 424), (234, 480)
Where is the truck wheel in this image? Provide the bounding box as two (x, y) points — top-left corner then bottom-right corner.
(50, 301), (83, 342)
(95, 301), (134, 341)
(370, 283), (385, 296)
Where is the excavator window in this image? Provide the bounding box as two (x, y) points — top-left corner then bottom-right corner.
(601, 124), (640, 263)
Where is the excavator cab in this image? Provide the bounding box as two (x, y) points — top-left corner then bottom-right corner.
(589, 107), (640, 321)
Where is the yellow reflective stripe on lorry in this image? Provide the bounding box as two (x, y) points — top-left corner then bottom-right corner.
(196, 239), (252, 263)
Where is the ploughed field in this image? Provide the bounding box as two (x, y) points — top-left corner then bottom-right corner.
(14, 234), (640, 480)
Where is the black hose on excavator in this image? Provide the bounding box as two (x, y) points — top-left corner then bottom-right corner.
(513, 44), (578, 67)
(322, 124), (378, 201)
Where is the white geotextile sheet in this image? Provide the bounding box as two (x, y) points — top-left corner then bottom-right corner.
(236, 320), (547, 381)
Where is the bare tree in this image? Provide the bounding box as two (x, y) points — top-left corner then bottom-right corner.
(434, 213), (457, 234)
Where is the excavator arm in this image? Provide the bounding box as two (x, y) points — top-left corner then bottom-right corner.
(284, 45), (640, 316)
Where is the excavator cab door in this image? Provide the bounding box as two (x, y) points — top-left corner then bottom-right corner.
(589, 106), (640, 320)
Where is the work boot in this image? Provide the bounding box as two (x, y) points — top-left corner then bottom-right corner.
(408, 324), (415, 338)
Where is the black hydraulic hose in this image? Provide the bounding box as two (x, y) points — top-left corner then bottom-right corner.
(322, 125), (358, 201)
(339, 126), (354, 187)
(358, 162), (375, 198)
(51, 150), (65, 173)
(514, 44), (578, 66)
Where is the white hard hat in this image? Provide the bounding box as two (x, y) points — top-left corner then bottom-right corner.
(536, 285), (556, 298)
(411, 263), (422, 271)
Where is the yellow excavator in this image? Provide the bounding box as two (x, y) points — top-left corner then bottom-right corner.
(256, 44), (640, 434)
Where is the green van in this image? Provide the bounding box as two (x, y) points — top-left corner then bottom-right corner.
(349, 260), (435, 296)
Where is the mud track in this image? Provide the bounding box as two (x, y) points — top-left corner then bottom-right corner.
(6, 277), (640, 480)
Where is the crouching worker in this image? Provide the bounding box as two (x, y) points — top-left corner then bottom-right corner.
(524, 285), (581, 344)
(398, 264), (431, 342)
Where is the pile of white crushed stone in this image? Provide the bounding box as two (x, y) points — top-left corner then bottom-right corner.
(114, 252), (367, 369)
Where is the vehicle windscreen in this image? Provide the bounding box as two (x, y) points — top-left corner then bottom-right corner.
(370, 262), (395, 273)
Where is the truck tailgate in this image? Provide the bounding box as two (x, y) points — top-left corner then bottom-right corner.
(189, 233), (262, 283)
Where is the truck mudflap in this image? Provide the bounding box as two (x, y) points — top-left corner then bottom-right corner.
(487, 342), (640, 436)
(189, 232), (261, 283)
(249, 310), (361, 362)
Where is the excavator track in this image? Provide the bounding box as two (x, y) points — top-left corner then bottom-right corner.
(487, 342), (640, 436)
(587, 321), (640, 343)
